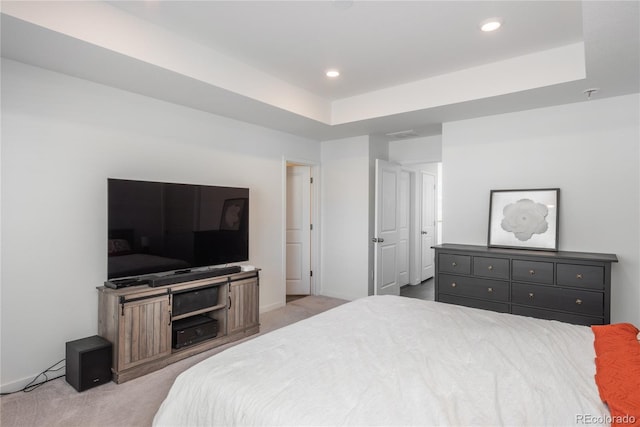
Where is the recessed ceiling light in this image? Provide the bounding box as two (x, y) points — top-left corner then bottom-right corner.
(326, 70), (340, 78)
(480, 18), (502, 32)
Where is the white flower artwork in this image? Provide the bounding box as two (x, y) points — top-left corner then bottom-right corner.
(500, 199), (549, 241)
(488, 189), (559, 251)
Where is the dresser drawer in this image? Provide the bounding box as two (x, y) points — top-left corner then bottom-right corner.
(473, 257), (509, 279)
(512, 260), (554, 284)
(511, 305), (604, 326)
(439, 294), (509, 314)
(439, 274), (509, 302)
(557, 264), (604, 289)
(512, 283), (603, 317)
(438, 254), (471, 275)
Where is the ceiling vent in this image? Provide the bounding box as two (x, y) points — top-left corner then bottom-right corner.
(385, 129), (419, 139)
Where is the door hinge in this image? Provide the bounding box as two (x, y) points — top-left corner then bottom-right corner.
(310, 177), (314, 184)
(310, 224), (313, 230)
(310, 271), (313, 277)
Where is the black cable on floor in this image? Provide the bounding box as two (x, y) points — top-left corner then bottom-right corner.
(0, 359), (66, 396)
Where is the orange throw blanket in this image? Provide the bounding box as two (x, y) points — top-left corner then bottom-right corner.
(592, 323), (640, 426)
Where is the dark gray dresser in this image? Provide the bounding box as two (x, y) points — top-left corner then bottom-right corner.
(434, 244), (618, 326)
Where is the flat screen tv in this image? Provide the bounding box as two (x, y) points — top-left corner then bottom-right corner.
(108, 178), (249, 279)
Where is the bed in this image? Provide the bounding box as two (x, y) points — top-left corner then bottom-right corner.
(153, 295), (638, 426)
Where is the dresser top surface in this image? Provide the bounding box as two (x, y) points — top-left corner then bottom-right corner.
(433, 243), (618, 263)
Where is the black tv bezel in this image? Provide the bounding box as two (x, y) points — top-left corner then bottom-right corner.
(107, 178), (249, 280)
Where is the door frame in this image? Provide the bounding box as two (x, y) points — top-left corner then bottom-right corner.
(420, 171), (436, 282)
(282, 157), (320, 303)
(373, 159), (403, 296)
(285, 164), (311, 296)
(395, 162), (440, 285)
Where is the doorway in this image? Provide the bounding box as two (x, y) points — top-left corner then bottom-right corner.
(420, 171), (436, 282)
(390, 162), (439, 301)
(374, 160), (441, 294)
(285, 163), (313, 299)
(372, 160), (413, 295)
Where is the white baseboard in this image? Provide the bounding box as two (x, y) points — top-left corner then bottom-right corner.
(315, 291), (356, 302)
(259, 301), (285, 314)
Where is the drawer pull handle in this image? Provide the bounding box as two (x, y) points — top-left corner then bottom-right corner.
(528, 292), (535, 299)
(451, 282), (457, 288)
(487, 287), (493, 293)
(487, 265), (493, 271)
(576, 299), (583, 305)
(529, 269), (536, 276)
(576, 273), (583, 279)
(452, 262), (457, 267)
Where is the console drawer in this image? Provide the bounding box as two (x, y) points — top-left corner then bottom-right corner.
(439, 293), (509, 313)
(512, 283), (603, 317)
(438, 254), (471, 275)
(511, 305), (603, 326)
(439, 274), (509, 302)
(557, 264), (604, 289)
(512, 260), (554, 284)
(473, 257), (509, 279)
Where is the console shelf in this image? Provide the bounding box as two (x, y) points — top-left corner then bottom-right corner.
(171, 303), (227, 321)
(97, 269), (259, 383)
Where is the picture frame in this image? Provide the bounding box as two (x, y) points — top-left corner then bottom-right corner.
(488, 188), (559, 251)
(220, 198), (247, 231)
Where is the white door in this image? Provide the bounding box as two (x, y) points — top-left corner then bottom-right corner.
(374, 159), (401, 296)
(421, 172), (436, 281)
(286, 165), (311, 295)
(397, 170), (410, 286)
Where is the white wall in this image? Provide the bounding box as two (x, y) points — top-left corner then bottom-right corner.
(0, 60), (320, 391)
(442, 94), (640, 325)
(320, 136), (371, 300)
(389, 135), (442, 164)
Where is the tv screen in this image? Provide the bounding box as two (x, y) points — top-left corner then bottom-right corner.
(107, 178), (249, 279)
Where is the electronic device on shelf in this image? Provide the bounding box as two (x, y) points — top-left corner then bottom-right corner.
(104, 277), (150, 289)
(147, 266), (242, 287)
(172, 283), (220, 316)
(103, 266), (245, 289)
(172, 315), (219, 349)
(107, 178), (249, 282)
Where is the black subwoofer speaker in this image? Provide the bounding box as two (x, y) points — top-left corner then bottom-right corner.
(65, 335), (112, 392)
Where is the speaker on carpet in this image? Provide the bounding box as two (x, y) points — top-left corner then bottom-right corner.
(65, 335), (112, 392)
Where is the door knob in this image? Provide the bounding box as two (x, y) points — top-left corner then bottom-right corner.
(372, 237), (385, 243)
(421, 231), (428, 235)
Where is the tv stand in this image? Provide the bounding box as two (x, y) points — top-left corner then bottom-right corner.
(97, 268), (259, 383)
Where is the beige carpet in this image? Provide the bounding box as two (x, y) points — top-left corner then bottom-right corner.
(0, 295), (346, 427)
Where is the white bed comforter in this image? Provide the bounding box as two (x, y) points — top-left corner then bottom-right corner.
(154, 295), (608, 426)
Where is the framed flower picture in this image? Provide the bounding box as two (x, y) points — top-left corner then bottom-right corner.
(488, 188), (559, 251)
